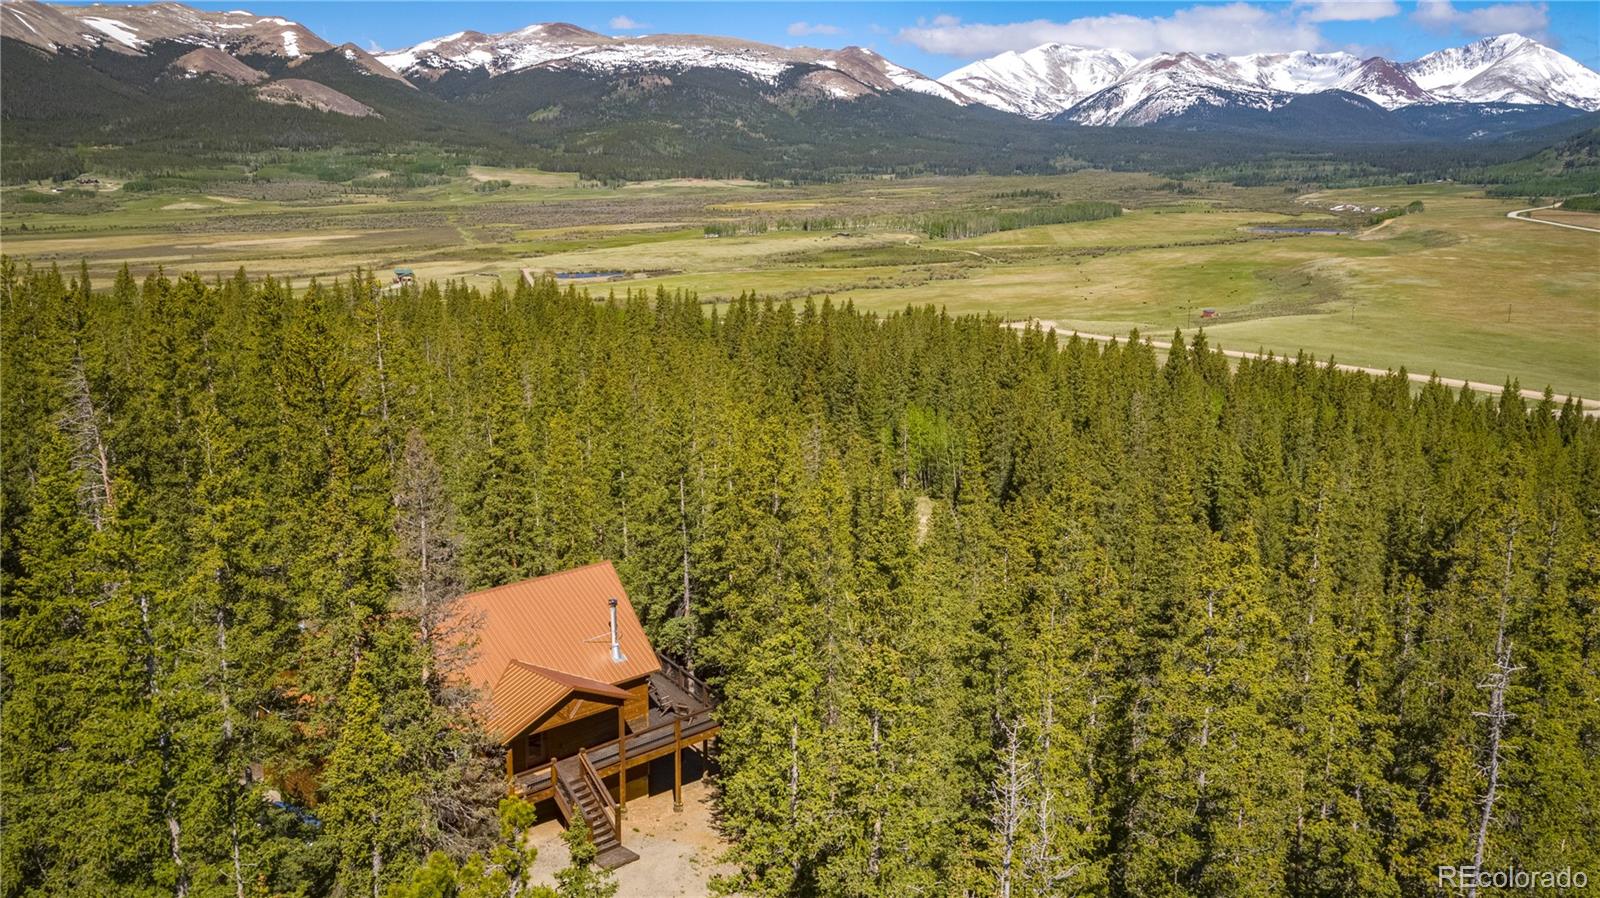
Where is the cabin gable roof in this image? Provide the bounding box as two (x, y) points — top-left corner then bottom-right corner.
(457, 561), (659, 743)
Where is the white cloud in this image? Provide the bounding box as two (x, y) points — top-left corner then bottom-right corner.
(1292, 0), (1400, 23)
(787, 21), (843, 37)
(609, 15), (647, 31)
(1412, 1), (1549, 39)
(897, 4), (1326, 58)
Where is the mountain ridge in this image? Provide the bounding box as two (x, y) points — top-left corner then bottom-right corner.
(4, 0), (1599, 185)
(4, 1), (1597, 129)
(942, 32), (1600, 124)
(374, 22), (969, 105)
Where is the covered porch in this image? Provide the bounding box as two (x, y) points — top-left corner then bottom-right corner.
(513, 653), (720, 869)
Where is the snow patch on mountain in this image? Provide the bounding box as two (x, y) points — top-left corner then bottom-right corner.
(80, 16), (143, 49)
(379, 25), (803, 81)
(867, 49), (970, 103)
(1228, 51), (1359, 93)
(4, 2), (333, 59)
(538, 43), (793, 83)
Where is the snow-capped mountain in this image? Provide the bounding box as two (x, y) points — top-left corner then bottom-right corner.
(1403, 33), (1600, 109)
(378, 23), (968, 104)
(950, 33), (1598, 125)
(4, 2), (1596, 131)
(938, 43), (1136, 118)
(2, 0), (330, 58)
(1062, 53), (1287, 126)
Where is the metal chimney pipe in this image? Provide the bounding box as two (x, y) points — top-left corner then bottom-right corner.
(609, 597), (625, 663)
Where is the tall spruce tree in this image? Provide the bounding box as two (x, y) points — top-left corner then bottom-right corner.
(3, 267), (1596, 898)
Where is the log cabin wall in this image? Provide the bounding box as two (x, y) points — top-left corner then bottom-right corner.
(506, 677), (651, 775)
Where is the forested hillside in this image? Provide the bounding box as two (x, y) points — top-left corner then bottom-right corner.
(2, 262), (1596, 897)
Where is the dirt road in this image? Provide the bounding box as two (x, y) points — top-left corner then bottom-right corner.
(1014, 321), (1598, 414)
(1506, 204), (1600, 234)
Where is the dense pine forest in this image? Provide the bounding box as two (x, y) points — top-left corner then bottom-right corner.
(2, 261), (1597, 898)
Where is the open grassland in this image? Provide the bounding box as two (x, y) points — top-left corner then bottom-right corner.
(2, 169), (1594, 397)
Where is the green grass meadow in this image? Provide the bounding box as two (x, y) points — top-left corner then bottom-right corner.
(2, 172), (1595, 397)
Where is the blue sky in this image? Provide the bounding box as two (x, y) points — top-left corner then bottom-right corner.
(148, 2), (1600, 72)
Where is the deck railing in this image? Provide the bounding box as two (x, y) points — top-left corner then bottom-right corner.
(512, 706), (719, 798)
(654, 651), (712, 706)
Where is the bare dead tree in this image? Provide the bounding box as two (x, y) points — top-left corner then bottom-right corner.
(366, 280), (396, 469)
(394, 429), (466, 696)
(992, 717), (1029, 898)
(61, 350), (114, 528)
(677, 473), (695, 670)
(62, 333), (186, 895)
(1469, 519), (1524, 898)
(1028, 682), (1055, 882)
(394, 430), (501, 856)
(868, 711), (883, 881)
(1469, 636), (1520, 898)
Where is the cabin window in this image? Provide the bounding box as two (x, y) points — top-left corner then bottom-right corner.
(527, 732), (544, 760)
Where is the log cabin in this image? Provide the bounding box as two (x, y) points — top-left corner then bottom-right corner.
(455, 561), (718, 869)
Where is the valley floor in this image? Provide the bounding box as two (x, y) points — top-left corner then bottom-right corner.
(3, 170), (1595, 397)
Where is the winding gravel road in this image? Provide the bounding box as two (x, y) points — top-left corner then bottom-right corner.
(1014, 322), (1598, 415)
(1506, 203), (1600, 234)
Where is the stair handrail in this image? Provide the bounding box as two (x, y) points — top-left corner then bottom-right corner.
(550, 759), (574, 823)
(578, 748), (621, 838)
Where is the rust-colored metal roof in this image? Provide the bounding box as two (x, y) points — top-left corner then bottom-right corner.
(509, 661), (633, 700)
(456, 561), (660, 743)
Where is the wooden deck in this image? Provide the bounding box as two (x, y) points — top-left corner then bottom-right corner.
(516, 653), (719, 868)
(515, 705), (719, 802)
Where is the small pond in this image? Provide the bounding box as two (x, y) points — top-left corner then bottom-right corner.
(1248, 226), (1343, 235)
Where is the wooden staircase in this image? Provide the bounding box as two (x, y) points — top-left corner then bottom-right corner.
(554, 754), (639, 869)
(517, 653), (721, 871)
